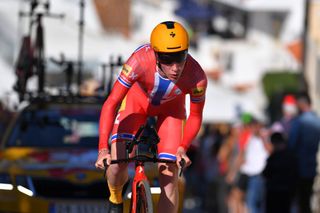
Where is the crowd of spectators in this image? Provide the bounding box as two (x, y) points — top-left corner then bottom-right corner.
(183, 91), (320, 213)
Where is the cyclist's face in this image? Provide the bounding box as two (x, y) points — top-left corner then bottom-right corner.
(159, 61), (186, 82)
(156, 50), (187, 82)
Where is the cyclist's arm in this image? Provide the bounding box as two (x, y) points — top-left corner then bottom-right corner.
(180, 100), (205, 150)
(98, 81), (129, 151)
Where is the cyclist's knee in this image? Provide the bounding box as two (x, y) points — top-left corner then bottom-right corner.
(158, 163), (178, 181)
(108, 163), (128, 176)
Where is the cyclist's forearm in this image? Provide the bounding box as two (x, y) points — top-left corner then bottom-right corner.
(99, 81), (128, 151)
(180, 101), (204, 150)
(99, 99), (118, 151)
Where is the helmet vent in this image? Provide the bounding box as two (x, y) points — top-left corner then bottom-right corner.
(167, 46), (181, 50)
(162, 21), (175, 29)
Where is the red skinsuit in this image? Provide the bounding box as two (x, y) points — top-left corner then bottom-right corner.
(99, 44), (207, 160)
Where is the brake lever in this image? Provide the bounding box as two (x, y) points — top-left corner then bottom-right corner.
(179, 158), (186, 177)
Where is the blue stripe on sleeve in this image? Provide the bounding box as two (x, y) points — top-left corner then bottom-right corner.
(118, 76), (132, 88)
(158, 153), (177, 160)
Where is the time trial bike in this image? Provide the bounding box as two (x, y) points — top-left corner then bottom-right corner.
(103, 123), (185, 213)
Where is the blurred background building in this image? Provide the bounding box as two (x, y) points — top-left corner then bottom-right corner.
(0, 0), (318, 124)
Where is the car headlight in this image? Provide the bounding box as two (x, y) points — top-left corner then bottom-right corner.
(16, 176), (35, 197)
(0, 173), (13, 191)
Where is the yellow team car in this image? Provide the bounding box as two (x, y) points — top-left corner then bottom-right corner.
(0, 97), (185, 213)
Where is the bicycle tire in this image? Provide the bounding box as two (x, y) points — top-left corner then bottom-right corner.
(135, 180), (153, 213)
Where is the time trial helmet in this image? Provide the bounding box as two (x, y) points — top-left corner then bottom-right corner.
(150, 21), (189, 64)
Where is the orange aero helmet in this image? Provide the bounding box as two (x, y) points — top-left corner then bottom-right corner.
(150, 21), (189, 53)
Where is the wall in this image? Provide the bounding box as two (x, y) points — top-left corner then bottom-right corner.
(93, 0), (131, 38)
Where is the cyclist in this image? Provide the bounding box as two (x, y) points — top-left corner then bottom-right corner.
(95, 21), (207, 213)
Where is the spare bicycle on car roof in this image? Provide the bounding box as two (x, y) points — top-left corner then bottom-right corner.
(14, 0), (64, 101)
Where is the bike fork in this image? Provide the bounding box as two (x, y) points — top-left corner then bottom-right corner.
(131, 164), (147, 213)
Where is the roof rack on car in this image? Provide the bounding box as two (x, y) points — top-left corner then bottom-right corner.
(13, 0), (123, 105)
(14, 51), (123, 105)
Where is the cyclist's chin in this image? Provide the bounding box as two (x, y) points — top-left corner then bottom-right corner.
(168, 74), (180, 82)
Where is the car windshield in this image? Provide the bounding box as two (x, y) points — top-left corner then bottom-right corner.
(6, 105), (100, 148)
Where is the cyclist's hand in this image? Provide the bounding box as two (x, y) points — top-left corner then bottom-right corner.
(95, 149), (111, 170)
(176, 146), (191, 168)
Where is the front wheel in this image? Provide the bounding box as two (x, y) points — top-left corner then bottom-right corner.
(133, 180), (153, 213)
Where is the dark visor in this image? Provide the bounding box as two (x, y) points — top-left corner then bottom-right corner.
(156, 50), (188, 65)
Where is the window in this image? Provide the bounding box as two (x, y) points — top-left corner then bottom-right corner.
(7, 105), (100, 148)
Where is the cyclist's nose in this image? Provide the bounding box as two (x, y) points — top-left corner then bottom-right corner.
(171, 63), (180, 72)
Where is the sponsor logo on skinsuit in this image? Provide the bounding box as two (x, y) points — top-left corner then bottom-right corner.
(192, 87), (205, 96)
(174, 88), (182, 95)
(129, 72), (137, 80)
(121, 64), (132, 77)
